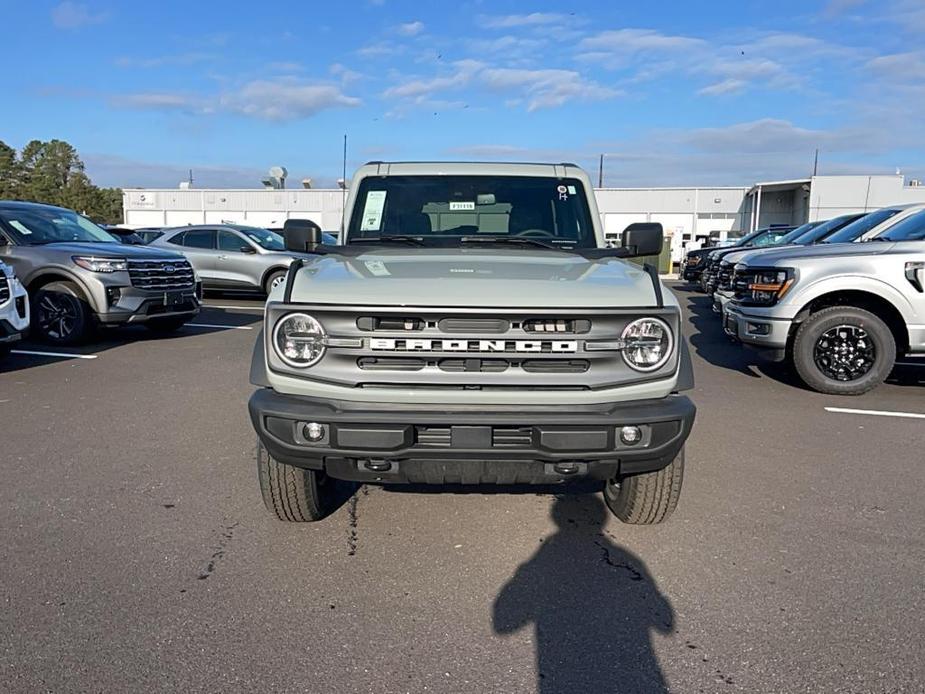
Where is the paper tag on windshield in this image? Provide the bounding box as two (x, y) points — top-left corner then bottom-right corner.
(449, 201), (475, 211)
(360, 191), (387, 231)
(9, 220), (31, 235)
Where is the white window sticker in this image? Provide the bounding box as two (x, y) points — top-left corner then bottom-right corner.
(9, 220), (32, 235)
(360, 190), (387, 231)
(449, 201), (475, 211)
(568, 186), (577, 195)
(364, 260), (390, 276)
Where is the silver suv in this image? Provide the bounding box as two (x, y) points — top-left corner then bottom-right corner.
(248, 162), (696, 525)
(0, 260), (29, 359)
(150, 224), (335, 294)
(0, 201), (200, 345)
(724, 205), (925, 394)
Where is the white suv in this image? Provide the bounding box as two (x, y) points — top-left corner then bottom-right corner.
(0, 261), (29, 360)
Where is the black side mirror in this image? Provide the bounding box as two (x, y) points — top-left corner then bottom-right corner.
(284, 219), (323, 253)
(240, 245), (257, 254)
(621, 223), (664, 257)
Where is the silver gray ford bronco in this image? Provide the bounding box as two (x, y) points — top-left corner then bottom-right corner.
(248, 162), (696, 524)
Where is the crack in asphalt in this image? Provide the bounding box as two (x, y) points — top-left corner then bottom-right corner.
(198, 521), (239, 581)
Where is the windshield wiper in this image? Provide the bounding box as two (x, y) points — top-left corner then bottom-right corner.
(348, 235), (425, 246)
(459, 236), (562, 251)
(867, 236), (893, 242)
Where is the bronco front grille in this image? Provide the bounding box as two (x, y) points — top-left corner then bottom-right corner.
(0, 277), (9, 305)
(128, 259), (195, 290)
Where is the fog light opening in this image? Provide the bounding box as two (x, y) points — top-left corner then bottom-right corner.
(619, 425), (643, 446)
(746, 322), (770, 336)
(302, 422), (326, 442)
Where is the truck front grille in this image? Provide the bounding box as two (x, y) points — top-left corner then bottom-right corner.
(717, 263), (734, 290)
(128, 259), (195, 290)
(268, 305), (679, 391)
(0, 277), (9, 305)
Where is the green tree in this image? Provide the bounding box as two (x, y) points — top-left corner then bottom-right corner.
(0, 138), (123, 224)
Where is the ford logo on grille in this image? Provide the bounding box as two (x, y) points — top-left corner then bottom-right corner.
(162, 265), (176, 274)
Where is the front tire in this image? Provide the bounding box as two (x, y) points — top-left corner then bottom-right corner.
(257, 441), (335, 522)
(792, 306), (895, 395)
(32, 281), (94, 345)
(604, 448), (684, 524)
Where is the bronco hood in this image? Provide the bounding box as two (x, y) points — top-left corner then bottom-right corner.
(287, 248), (662, 308)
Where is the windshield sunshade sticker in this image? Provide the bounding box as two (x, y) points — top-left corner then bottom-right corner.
(360, 190), (387, 231)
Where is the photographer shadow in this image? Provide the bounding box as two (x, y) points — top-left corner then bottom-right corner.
(493, 495), (675, 693)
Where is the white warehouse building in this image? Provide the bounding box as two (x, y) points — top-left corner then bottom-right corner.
(122, 173), (925, 264)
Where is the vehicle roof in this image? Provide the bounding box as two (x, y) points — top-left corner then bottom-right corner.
(355, 161), (586, 178)
(0, 199), (74, 212)
(161, 223), (270, 233)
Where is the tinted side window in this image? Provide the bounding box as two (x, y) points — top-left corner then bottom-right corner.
(167, 232), (185, 246)
(183, 229), (215, 249)
(218, 230), (246, 251)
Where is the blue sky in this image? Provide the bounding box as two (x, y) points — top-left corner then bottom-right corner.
(3, 0), (924, 188)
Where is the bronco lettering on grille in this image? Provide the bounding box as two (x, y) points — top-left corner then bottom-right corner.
(370, 338), (579, 353)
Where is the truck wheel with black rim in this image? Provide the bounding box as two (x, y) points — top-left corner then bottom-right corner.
(145, 316), (190, 333)
(32, 281), (94, 345)
(791, 306), (895, 395)
(604, 447), (684, 524)
(257, 441), (334, 522)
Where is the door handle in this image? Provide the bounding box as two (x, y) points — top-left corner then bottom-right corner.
(217, 254), (227, 260)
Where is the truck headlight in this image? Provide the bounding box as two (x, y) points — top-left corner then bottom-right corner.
(621, 317), (673, 372)
(273, 313), (326, 367)
(72, 256), (128, 273)
(736, 268), (795, 305)
(687, 256), (701, 266)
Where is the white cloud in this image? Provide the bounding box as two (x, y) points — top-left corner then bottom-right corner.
(111, 92), (204, 112)
(115, 52), (217, 69)
(698, 79), (747, 96)
(51, 1), (108, 29)
(383, 60), (618, 111)
(110, 80), (361, 121)
(221, 80), (361, 121)
(397, 21), (425, 36)
(478, 13), (574, 29)
(479, 68), (619, 111)
(822, 0), (866, 17)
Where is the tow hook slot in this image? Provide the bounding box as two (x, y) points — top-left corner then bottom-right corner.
(363, 458), (394, 473)
(550, 461), (587, 476)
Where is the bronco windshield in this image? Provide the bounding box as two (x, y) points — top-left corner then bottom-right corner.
(0, 206), (118, 245)
(347, 175), (597, 248)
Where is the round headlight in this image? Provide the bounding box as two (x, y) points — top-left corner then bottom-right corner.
(273, 313), (326, 367)
(621, 317), (673, 372)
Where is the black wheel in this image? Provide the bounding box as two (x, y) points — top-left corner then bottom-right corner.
(792, 306), (895, 395)
(264, 270), (287, 296)
(32, 281), (93, 345)
(257, 441), (334, 522)
(604, 448), (684, 524)
(144, 316), (190, 333)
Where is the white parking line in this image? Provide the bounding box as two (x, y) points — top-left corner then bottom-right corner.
(185, 323), (254, 330)
(11, 350), (98, 360)
(825, 406), (925, 420)
(201, 304), (264, 311)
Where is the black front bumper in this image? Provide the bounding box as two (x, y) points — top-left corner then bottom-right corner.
(96, 286), (201, 325)
(682, 266), (703, 281)
(249, 389), (695, 485)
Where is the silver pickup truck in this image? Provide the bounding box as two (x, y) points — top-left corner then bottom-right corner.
(248, 162), (696, 524)
(724, 205), (925, 394)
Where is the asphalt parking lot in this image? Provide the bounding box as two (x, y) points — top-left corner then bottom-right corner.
(2, 284), (923, 694)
